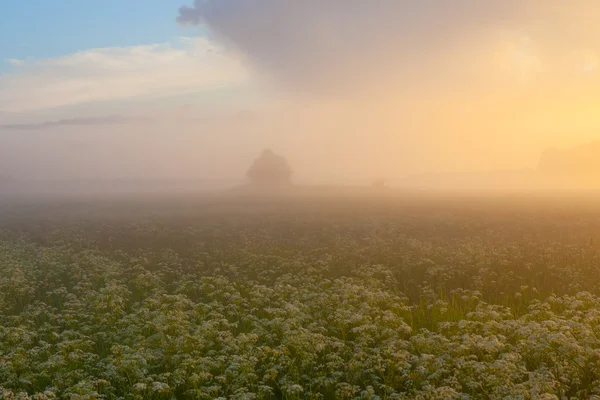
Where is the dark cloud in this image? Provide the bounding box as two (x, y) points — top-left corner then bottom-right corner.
(177, 0), (526, 95)
(0, 115), (149, 131)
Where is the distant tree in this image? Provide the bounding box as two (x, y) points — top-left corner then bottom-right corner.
(537, 141), (600, 187)
(246, 149), (293, 186)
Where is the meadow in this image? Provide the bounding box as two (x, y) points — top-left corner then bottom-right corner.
(2, 193), (600, 399)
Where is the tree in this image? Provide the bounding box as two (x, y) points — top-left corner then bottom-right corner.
(537, 141), (600, 187)
(246, 149), (293, 186)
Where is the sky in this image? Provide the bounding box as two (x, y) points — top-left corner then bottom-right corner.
(1, 1), (600, 184)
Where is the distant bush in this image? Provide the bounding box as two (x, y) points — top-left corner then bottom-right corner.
(246, 149), (293, 186)
(372, 179), (386, 189)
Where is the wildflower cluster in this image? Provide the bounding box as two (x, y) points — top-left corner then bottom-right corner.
(1, 198), (600, 399)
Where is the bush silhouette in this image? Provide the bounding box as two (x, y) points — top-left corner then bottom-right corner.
(246, 149), (292, 186)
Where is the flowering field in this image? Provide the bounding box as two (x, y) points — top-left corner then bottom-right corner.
(2, 195), (600, 399)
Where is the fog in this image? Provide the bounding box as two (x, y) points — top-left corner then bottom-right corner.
(2, 1), (600, 192)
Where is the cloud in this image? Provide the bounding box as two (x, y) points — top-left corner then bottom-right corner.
(0, 115), (149, 130)
(0, 37), (248, 113)
(572, 49), (599, 73)
(177, 1), (600, 96)
(177, 0), (525, 95)
(6, 59), (25, 67)
(494, 36), (543, 83)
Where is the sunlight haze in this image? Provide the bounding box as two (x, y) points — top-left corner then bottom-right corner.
(5, 3), (600, 399)
(1, 0), (600, 188)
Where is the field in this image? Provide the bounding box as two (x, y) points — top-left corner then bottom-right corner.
(2, 193), (600, 399)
